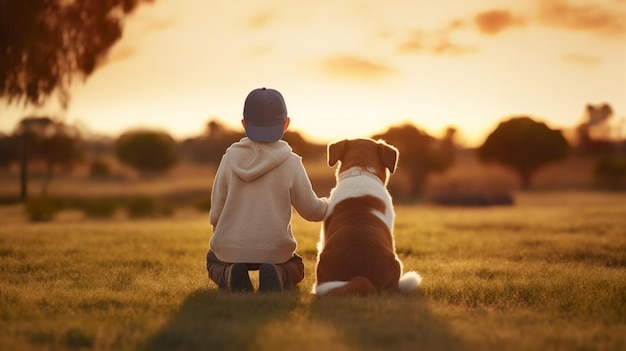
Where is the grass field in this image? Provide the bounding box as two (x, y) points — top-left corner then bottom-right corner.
(1, 191), (625, 351)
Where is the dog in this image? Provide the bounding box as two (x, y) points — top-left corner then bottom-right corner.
(313, 138), (422, 295)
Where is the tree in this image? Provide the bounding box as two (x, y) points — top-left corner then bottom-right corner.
(179, 120), (243, 165)
(17, 116), (84, 196)
(115, 130), (177, 175)
(372, 124), (456, 198)
(576, 103), (616, 154)
(0, 134), (18, 170)
(283, 131), (325, 160)
(0, 0), (154, 107)
(178, 119), (325, 165)
(479, 116), (569, 189)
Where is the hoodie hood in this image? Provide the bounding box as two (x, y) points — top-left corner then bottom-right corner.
(225, 137), (293, 182)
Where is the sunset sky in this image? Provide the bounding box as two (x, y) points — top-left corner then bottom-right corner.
(2, 0), (625, 146)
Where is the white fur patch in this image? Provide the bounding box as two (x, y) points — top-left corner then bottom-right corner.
(326, 172), (394, 228)
(312, 281), (349, 295)
(398, 271), (422, 292)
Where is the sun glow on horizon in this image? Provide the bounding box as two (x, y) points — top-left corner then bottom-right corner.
(1, 0), (625, 147)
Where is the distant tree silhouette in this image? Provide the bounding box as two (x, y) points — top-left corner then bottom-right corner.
(179, 119), (326, 165)
(89, 158), (112, 179)
(0, 134), (18, 170)
(283, 131), (325, 160)
(179, 120), (243, 165)
(576, 103), (616, 154)
(16, 117), (84, 196)
(372, 124), (456, 198)
(115, 130), (177, 175)
(593, 156), (626, 189)
(479, 116), (569, 190)
(0, 0), (154, 107)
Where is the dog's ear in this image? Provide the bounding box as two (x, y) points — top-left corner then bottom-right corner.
(379, 142), (398, 173)
(328, 140), (347, 167)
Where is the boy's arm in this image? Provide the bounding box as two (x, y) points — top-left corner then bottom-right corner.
(291, 159), (328, 222)
(209, 163), (227, 227)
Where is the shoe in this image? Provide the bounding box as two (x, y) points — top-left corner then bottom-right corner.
(227, 263), (253, 293)
(259, 264), (284, 292)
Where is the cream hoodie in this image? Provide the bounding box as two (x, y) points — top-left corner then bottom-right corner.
(209, 137), (328, 263)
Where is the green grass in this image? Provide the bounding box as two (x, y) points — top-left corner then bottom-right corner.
(1, 192), (625, 350)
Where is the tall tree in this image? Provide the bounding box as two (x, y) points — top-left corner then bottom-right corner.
(1, 0), (154, 200)
(372, 124), (456, 198)
(17, 117), (84, 196)
(0, 134), (18, 170)
(1, 0), (154, 107)
(479, 116), (570, 189)
(576, 103), (616, 154)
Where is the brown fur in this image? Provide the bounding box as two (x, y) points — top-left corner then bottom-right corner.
(327, 138), (398, 183)
(315, 139), (403, 295)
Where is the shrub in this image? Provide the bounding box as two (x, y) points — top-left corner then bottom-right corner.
(115, 130), (177, 175)
(159, 201), (174, 217)
(593, 156), (626, 189)
(89, 159), (111, 178)
(194, 197), (211, 212)
(83, 198), (117, 219)
(24, 197), (58, 222)
(125, 195), (157, 218)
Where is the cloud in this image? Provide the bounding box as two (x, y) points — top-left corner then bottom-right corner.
(537, 0), (626, 36)
(398, 31), (425, 54)
(248, 12), (275, 29)
(322, 55), (394, 81)
(398, 28), (476, 56)
(474, 9), (525, 35)
(98, 45), (136, 68)
(561, 52), (602, 66)
(433, 39), (477, 55)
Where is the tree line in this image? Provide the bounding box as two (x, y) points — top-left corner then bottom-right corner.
(1, 104), (624, 202)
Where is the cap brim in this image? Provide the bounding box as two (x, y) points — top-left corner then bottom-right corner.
(245, 123), (285, 142)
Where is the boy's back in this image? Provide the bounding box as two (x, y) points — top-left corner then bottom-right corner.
(206, 87), (328, 293)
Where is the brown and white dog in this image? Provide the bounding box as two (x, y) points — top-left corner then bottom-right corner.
(313, 138), (422, 295)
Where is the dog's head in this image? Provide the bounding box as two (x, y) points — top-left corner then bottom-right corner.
(328, 138), (398, 184)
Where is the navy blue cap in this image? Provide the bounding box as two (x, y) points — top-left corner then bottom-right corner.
(243, 87), (288, 142)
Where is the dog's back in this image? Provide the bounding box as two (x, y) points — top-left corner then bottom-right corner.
(316, 195), (401, 291)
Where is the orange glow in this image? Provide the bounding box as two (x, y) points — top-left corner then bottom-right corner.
(1, 0), (625, 146)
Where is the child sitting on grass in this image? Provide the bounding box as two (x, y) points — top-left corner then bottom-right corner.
(206, 87), (328, 293)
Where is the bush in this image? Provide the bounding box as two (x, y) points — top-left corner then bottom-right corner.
(194, 197), (211, 212)
(125, 196), (174, 218)
(89, 159), (111, 178)
(159, 201), (174, 217)
(24, 197), (58, 222)
(125, 195), (157, 218)
(83, 198), (117, 219)
(593, 156), (626, 189)
(115, 130), (177, 175)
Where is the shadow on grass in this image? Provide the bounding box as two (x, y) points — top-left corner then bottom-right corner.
(309, 291), (466, 351)
(144, 288), (464, 351)
(143, 288), (299, 351)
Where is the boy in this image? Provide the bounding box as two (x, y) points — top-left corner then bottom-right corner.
(207, 87), (329, 293)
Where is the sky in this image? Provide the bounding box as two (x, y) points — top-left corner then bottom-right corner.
(1, 0), (625, 146)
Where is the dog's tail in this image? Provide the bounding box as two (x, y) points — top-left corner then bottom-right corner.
(313, 277), (376, 295)
(398, 271), (422, 292)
